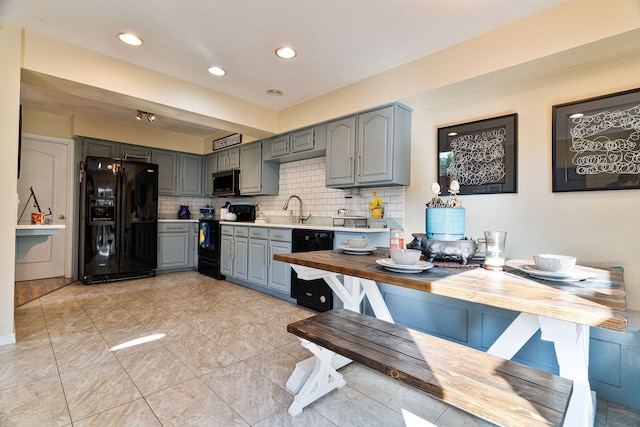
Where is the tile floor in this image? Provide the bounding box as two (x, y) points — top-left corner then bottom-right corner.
(2, 271), (639, 426)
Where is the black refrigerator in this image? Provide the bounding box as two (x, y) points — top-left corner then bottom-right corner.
(79, 156), (158, 284)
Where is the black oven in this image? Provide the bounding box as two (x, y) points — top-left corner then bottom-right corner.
(290, 229), (334, 312)
(198, 219), (223, 279)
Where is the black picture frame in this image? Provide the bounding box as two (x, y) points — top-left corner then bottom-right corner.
(552, 88), (640, 192)
(437, 113), (517, 195)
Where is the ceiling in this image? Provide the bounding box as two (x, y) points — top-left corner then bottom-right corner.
(1, 0), (567, 137)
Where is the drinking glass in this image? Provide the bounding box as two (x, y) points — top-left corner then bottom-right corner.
(483, 231), (507, 270)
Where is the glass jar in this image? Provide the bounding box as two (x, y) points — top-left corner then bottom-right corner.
(389, 228), (404, 250)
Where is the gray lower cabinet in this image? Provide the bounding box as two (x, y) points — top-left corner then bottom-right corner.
(326, 103), (411, 188)
(267, 228), (292, 294)
(220, 225), (248, 280)
(229, 225), (291, 296)
(157, 221), (195, 272)
(247, 227), (269, 286)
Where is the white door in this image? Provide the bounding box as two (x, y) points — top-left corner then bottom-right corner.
(16, 134), (72, 280)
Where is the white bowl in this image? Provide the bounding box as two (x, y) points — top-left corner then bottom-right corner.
(533, 254), (576, 273)
(347, 238), (369, 249)
(390, 249), (422, 265)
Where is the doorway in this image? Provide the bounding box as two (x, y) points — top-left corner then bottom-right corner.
(16, 133), (74, 282)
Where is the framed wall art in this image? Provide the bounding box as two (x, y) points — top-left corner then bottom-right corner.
(552, 87), (640, 192)
(212, 133), (242, 151)
(437, 113), (517, 195)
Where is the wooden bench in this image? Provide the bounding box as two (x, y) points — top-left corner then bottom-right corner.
(287, 308), (572, 427)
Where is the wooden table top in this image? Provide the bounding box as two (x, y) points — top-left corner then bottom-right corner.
(274, 249), (628, 332)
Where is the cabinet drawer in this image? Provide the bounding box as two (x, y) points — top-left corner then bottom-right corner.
(269, 228), (292, 242)
(221, 225), (234, 235)
(248, 227), (269, 239)
(234, 226), (249, 237)
(159, 222), (191, 233)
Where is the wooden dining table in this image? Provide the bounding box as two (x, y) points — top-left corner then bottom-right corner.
(274, 248), (628, 427)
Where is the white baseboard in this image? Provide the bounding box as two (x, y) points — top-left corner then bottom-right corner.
(0, 333), (16, 346)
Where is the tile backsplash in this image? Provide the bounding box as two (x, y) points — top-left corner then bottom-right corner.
(159, 156), (404, 227)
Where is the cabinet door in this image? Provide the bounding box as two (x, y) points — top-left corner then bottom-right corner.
(325, 116), (356, 187)
(357, 106), (394, 184)
(220, 234), (234, 276)
(291, 127), (315, 153)
(82, 137), (119, 158)
(203, 153), (217, 196)
(248, 238), (268, 286)
(121, 144), (151, 161)
(179, 153), (203, 195)
(233, 236), (248, 280)
(216, 147), (241, 171)
(270, 135), (290, 158)
(239, 142), (262, 194)
(228, 147), (241, 170)
(158, 229), (190, 270)
(268, 240), (291, 293)
(152, 149), (178, 195)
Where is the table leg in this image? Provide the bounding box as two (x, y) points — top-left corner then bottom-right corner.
(488, 313), (595, 427)
(539, 318), (595, 427)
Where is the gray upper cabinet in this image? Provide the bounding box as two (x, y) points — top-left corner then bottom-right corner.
(203, 152), (217, 196)
(326, 103), (411, 188)
(120, 144), (152, 161)
(217, 147), (240, 171)
(266, 125), (327, 163)
(178, 153), (203, 196)
(78, 137), (119, 159)
(239, 141), (279, 195)
(270, 134), (290, 158)
(270, 126), (315, 158)
(152, 149), (179, 195)
(325, 117), (356, 187)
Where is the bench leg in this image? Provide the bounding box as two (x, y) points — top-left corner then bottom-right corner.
(288, 339), (347, 416)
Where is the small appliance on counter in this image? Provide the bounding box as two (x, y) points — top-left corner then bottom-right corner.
(178, 205), (191, 219)
(200, 205), (214, 219)
(255, 203), (267, 224)
(228, 204), (256, 222)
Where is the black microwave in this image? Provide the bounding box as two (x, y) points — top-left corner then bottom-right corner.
(212, 169), (241, 197)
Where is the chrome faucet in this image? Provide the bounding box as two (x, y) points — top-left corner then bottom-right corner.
(282, 195), (311, 224)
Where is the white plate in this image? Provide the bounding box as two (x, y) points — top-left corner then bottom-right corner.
(376, 258), (434, 272)
(339, 246), (376, 254)
(521, 265), (593, 281)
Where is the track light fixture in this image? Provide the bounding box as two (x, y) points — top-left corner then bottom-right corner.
(136, 110), (155, 123)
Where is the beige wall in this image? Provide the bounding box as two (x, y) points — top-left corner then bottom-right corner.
(2, 0), (640, 340)
(0, 23), (21, 340)
(403, 51), (640, 311)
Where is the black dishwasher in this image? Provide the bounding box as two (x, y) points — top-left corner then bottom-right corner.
(291, 229), (334, 312)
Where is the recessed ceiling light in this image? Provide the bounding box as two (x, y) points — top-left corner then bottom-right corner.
(208, 66), (227, 76)
(117, 32), (143, 46)
(266, 89), (283, 96)
(275, 47), (297, 59)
